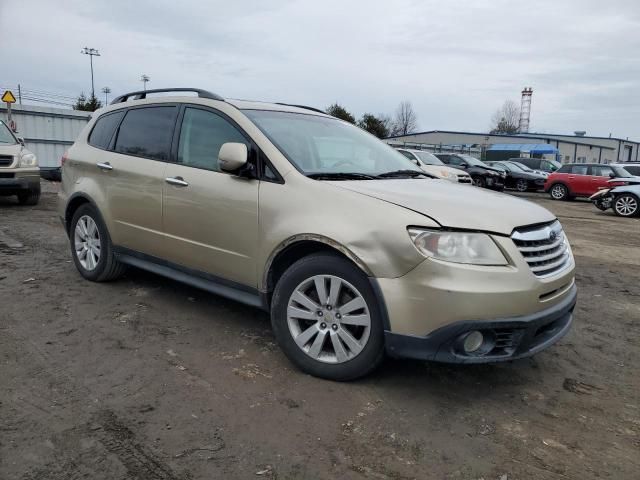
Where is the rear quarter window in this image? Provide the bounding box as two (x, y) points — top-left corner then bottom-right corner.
(88, 111), (125, 149)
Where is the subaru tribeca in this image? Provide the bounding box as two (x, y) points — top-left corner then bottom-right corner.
(59, 88), (577, 380)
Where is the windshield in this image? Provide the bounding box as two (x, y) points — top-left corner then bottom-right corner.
(0, 121), (17, 145)
(508, 162), (533, 172)
(243, 110), (423, 176)
(459, 155), (488, 167)
(414, 151), (444, 165)
(613, 166), (633, 178)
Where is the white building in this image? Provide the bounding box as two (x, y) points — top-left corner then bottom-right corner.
(386, 130), (640, 164)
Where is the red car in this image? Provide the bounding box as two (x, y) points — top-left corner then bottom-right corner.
(545, 163), (633, 200)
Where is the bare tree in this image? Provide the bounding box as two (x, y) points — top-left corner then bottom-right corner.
(490, 100), (520, 134)
(392, 101), (418, 136)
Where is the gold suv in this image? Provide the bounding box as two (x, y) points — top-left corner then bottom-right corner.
(59, 88), (577, 380)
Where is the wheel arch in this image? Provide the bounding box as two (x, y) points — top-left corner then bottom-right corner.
(262, 235), (373, 295)
(64, 192), (100, 235)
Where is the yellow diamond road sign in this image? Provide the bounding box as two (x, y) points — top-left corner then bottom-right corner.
(2, 90), (17, 103)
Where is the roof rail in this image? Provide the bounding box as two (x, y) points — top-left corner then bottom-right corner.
(110, 88), (224, 105)
(275, 103), (326, 114)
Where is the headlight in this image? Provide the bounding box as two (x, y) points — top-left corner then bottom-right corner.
(442, 170), (457, 180)
(407, 228), (508, 265)
(18, 152), (38, 167)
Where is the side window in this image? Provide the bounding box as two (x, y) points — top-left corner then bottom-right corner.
(178, 107), (249, 172)
(591, 165), (613, 177)
(88, 111), (125, 149)
(398, 150), (414, 160)
(570, 165), (588, 175)
(556, 165), (571, 173)
(447, 156), (464, 166)
(114, 107), (177, 161)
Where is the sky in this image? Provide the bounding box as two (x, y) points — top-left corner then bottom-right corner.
(1, 0), (639, 139)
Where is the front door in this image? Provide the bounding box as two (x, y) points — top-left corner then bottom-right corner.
(161, 106), (259, 288)
(589, 165), (615, 195)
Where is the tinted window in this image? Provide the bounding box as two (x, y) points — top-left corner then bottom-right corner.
(89, 111), (125, 149)
(556, 165), (571, 173)
(178, 108), (249, 172)
(591, 165), (614, 177)
(624, 165), (640, 176)
(570, 165), (589, 175)
(114, 107), (177, 161)
(445, 155), (465, 166)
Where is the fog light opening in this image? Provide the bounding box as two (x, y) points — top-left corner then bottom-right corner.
(463, 331), (484, 353)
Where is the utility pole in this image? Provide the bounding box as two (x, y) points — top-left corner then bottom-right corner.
(17, 84), (22, 105)
(81, 47), (100, 99)
(140, 75), (150, 91)
(102, 86), (111, 104)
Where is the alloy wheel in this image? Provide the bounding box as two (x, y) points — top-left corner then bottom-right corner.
(614, 195), (638, 217)
(551, 184), (566, 199)
(286, 275), (371, 364)
(74, 215), (101, 270)
(516, 179), (528, 192)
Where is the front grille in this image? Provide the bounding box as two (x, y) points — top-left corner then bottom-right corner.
(0, 172), (14, 178)
(512, 221), (571, 277)
(0, 155), (14, 167)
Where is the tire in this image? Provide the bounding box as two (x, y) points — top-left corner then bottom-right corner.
(613, 194), (639, 217)
(69, 204), (127, 282)
(549, 183), (569, 201)
(472, 176), (486, 188)
(515, 179), (529, 192)
(17, 188), (40, 206)
(271, 253), (385, 381)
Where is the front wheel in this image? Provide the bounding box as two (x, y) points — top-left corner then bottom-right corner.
(613, 194), (639, 217)
(271, 254), (385, 381)
(550, 183), (569, 201)
(17, 188), (40, 206)
(472, 176), (486, 188)
(515, 179), (529, 192)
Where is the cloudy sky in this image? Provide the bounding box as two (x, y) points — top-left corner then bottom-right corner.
(2, 0), (639, 138)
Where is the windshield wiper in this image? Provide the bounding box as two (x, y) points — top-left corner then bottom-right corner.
(376, 169), (429, 179)
(307, 172), (376, 180)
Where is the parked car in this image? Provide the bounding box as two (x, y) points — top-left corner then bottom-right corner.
(611, 162), (640, 177)
(59, 87), (577, 380)
(485, 161), (546, 192)
(396, 148), (472, 184)
(433, 153), (506, 190)
(545, 163), (634, 200)
(589, 177), (640, 217)
(507, 160), (549, 178)
(0, 119), (40, 205)
(510, 157), (561, 173)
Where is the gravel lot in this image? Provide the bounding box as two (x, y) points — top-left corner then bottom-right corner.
(1, 182), (639, 480)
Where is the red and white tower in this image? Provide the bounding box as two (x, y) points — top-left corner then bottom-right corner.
(519, 87), (533, 133)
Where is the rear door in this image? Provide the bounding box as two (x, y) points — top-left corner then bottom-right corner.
(161, 106), (259, 287)
(105, 105), (178, 257)
(567, 164), (590, 195)
(590, 165), (615, 194)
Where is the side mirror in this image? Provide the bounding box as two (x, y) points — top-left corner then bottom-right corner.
(17, 137), (25, 146)
(218, 142), (248, 172)
(460, 163), (468, 169)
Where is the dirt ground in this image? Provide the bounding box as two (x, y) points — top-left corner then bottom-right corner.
(1, 182), (639, 480)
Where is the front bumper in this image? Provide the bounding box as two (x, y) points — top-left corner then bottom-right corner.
(485, 176), (504, 190)
(0, 170), (40, 194)
(385, 284), (576, 363)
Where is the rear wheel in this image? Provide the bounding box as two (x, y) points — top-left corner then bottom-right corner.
(271, 254), (385, 381)
(17, 188), (40, 206)
(613, 194), (639, 217)
(550, 183), (569, 201)
(70, 204), (127, 281)
(515, 178), (529, 192)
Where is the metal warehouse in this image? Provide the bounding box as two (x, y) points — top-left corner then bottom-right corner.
(386, 130), (640, 164)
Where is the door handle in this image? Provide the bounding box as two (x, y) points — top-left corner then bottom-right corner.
(165, 176), (189, 187)
(97, 162), (113, 171)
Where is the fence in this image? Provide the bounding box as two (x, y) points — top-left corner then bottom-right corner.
(0, 104), (91, 170)
(385, 140), (484, 159)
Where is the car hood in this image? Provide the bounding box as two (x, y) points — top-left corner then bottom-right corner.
(0, 144), (21, 156)
(329, 179), (556, 235)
